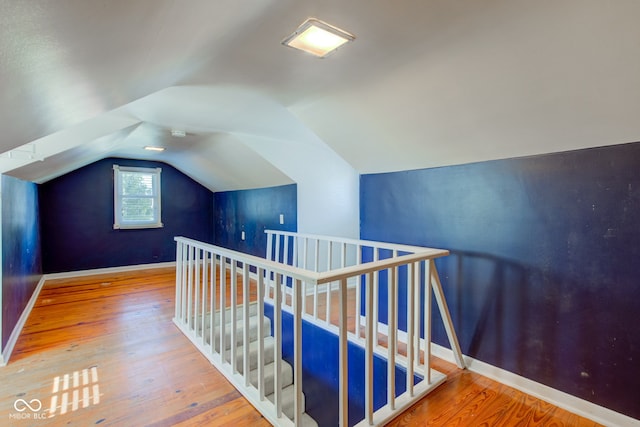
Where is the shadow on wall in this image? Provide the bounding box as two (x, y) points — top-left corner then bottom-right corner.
(438, 249), (636, 416)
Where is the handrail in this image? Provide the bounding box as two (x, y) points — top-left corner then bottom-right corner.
(265, 229), (445, 255)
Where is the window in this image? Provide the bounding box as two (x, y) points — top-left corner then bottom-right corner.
(113, 165), (163, 229)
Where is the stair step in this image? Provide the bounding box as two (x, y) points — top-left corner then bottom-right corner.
(206, 302), (260, 324)
(267, 383), (303, 420)
(250, 359), (293, 395)
(194, 307), (318, 427)
(224, 336), (276, 373)
(204, 315), (271, 350)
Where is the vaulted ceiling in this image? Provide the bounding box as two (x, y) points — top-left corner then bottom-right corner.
(1, 0), (639, 191)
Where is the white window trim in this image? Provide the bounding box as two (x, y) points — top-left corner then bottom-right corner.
(113, 165), (163, 230)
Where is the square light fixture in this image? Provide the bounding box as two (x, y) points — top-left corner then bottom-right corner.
(144, 146), (165, 152)
(282, 18), (354, 58)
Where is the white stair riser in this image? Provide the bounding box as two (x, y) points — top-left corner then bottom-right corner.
(224, 336), (276, 373)
(185, 308), (318, 427)
(205, 316), (271, 350)
(267, 383), (306, 420)
(250, 359), (294, 395)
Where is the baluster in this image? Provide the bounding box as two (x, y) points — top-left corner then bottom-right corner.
(210, 253), (217, 354)
(201, 249), (208, 344)
(257, 268), (266, 400)
(220, 257), (227, 362)
(302, 238), (308, 312)
(243, 262), (250, 387)
(275, 234), (281, 263)
(339, 278), (349, 427)
(230, 261), (238, 373)
(424, 260), (431, 382)
(274, 273), (283, 418)
(388, 265), (397, 410)
(355, 244), (362, 339)
(413, 261), (421, 373)
(365, 272), (374, 424)
(175, 241), (183, 321)
(181, 243), (188, 323)
(194, 248), (201, 337)
(187, 245), (194, 330)
(430, 259), (465, 369)
(266, 231), (273, 261)
(293, 278), (303, 425)
(293, 235), (298, 268)
(283, 235), (290, 265)
(313, 239), (320, 318)
(373, 247), (380, 346)
(325, 241), (332, 322)
(407, 262), (415, 397)
(283, 237), (291, 309)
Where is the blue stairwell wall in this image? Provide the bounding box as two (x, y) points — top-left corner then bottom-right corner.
(263, 304), (414, 427)
(360, 141), (640, 420)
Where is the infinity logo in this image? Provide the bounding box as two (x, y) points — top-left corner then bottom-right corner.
(14, 398), (42, 412)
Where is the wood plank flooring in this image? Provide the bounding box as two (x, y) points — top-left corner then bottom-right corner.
(0, 268), (602, 426)
(1, 268), (270, 427)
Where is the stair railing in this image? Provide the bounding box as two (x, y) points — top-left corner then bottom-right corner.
(264, 230), (466, 426)
(175, 233), (464, 427)
(174, 236), (312, 426)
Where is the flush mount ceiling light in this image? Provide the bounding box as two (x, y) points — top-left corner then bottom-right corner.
(170, 129), (186, 137)
(144, 146), (165, 152)
(282, 18), (355, 58)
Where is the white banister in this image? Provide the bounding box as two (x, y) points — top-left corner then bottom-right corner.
(174, 233), (464, 427)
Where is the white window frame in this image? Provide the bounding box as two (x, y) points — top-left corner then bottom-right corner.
(113, 165), (163, 230)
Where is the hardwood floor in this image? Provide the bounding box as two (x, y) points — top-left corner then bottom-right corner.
(1, 268), (602, 426)
(1, 268), (270, 427)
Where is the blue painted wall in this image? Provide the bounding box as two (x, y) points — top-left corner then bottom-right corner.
(39, 158), (213, 273)
(214, 184), (297, 257)
(360, 141), (640, 419)
(1, 175), (42, 350)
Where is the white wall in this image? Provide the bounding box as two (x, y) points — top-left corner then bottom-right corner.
(238, 133), (359, 239)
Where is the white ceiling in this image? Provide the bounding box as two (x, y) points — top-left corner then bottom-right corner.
(1, 0), (639, 191)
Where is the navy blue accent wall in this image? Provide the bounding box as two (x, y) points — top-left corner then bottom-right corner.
(39, 158), (213, 273)
(360, 142), (640, 419)
(1, 175), (42, 350)
(214, 184), (297, 257)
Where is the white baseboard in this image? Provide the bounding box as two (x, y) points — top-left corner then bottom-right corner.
(0, 261), (176, 366)
(362, 317), (638, 426)
(44, 261), (176, 281)
(0, 275), (47, 366)
(433, 343), (640, 427)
